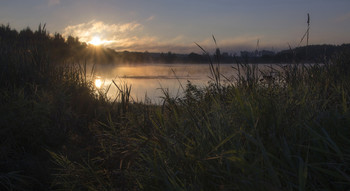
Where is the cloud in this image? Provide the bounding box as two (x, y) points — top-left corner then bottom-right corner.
(193, 35), (265, 53)
(107, 34), (263, 53)
(48, 0), (60, 6)
(62, 20), (274, 53)
(107, 35), (198, 53)
(62, 20), (193, 52)
(63, 20), (142, 43)
(146, 15), (155, 22)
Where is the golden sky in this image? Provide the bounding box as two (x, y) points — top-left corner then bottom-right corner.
(1, 0), (350, 53)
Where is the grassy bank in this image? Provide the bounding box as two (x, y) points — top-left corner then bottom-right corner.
(1, 25), (350, 190)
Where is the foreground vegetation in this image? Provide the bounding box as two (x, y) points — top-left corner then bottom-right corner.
(1, 25), (350, 190)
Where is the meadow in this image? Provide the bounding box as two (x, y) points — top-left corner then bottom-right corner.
(1, 25), (350, 190)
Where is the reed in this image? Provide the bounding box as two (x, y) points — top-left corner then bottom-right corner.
(125, 52), (350, 190)
(1, 24), (350, 190)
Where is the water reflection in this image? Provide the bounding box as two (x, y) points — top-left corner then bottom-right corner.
(90, 64), (216, 103)
(91, 63), (279, 104)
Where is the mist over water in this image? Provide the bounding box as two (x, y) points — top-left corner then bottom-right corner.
(92, 63), (278, 103)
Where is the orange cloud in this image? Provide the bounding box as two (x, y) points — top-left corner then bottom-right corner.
(62, 20), (270, 53)
(63, 20), (141, 43)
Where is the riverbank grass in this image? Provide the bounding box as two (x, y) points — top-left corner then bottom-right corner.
(1, 25), (350, 190)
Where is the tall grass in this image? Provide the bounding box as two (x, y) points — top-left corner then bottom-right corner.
(1, 24), (350, 190)
(49, 50), (350, 190)
(0, 25), (111, 190)
(127, 51), (350, 190)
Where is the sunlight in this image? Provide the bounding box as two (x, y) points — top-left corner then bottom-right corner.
(89, 36), (103, 46)
(95, 78), (102, 88)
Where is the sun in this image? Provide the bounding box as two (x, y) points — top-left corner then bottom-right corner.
(95, 78), (102, 88)
(89, 36), (103, 46)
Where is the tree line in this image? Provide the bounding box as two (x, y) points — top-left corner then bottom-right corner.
(1, 24), (349, 64)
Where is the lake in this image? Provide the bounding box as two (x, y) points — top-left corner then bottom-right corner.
(92, 63), (280, 104)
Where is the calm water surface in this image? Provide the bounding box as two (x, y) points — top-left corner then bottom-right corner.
(92, 63), (278, 104)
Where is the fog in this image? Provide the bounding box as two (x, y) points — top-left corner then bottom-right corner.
(90, 63), (277, 104)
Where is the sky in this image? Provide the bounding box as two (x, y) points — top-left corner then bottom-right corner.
(1, 0), (350, 53)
